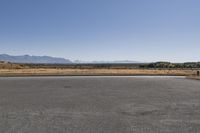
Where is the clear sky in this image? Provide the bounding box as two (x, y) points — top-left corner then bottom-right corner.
(0, 0), (200, 62)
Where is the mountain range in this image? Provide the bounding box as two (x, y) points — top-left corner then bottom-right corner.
(0, 54), (72, 64)
(0, 54), (141, 64)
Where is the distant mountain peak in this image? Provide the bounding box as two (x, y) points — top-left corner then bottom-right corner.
(0, 54), (143, 64)
(0, 54), (72, 64)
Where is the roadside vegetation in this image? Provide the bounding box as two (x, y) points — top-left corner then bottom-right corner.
(140, 62), (200, 69)
(0, 61), (200, 76)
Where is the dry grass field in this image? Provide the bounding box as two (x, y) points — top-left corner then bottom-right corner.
(0, 68), (198, 76)
(0, 62), (199, 76)
(0, 62), (23, 69)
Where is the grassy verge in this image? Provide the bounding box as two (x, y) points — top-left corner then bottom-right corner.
(186, 76), (200, 80)
(0, 68), (198, 76)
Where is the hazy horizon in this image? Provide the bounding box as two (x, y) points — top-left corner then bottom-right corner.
(1, 53), (199, 63)
(1, 0), (200, 62)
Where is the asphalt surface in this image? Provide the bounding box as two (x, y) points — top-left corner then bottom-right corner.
(0, 76), (200, 133)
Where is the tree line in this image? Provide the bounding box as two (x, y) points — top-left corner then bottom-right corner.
(140, 62), (200, 68)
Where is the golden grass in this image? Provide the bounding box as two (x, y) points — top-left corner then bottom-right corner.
(0, 63), (23, 69)
(0, 68), (198, 76)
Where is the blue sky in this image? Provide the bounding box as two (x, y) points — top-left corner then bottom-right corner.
(0, 0), (200, 62)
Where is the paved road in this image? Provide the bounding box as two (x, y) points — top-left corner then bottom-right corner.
(0, 76), (200, 133)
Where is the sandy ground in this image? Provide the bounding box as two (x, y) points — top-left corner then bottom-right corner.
(187, 76), (200, 80)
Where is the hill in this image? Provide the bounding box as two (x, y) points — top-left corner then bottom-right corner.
(0, 54), (72, 64)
